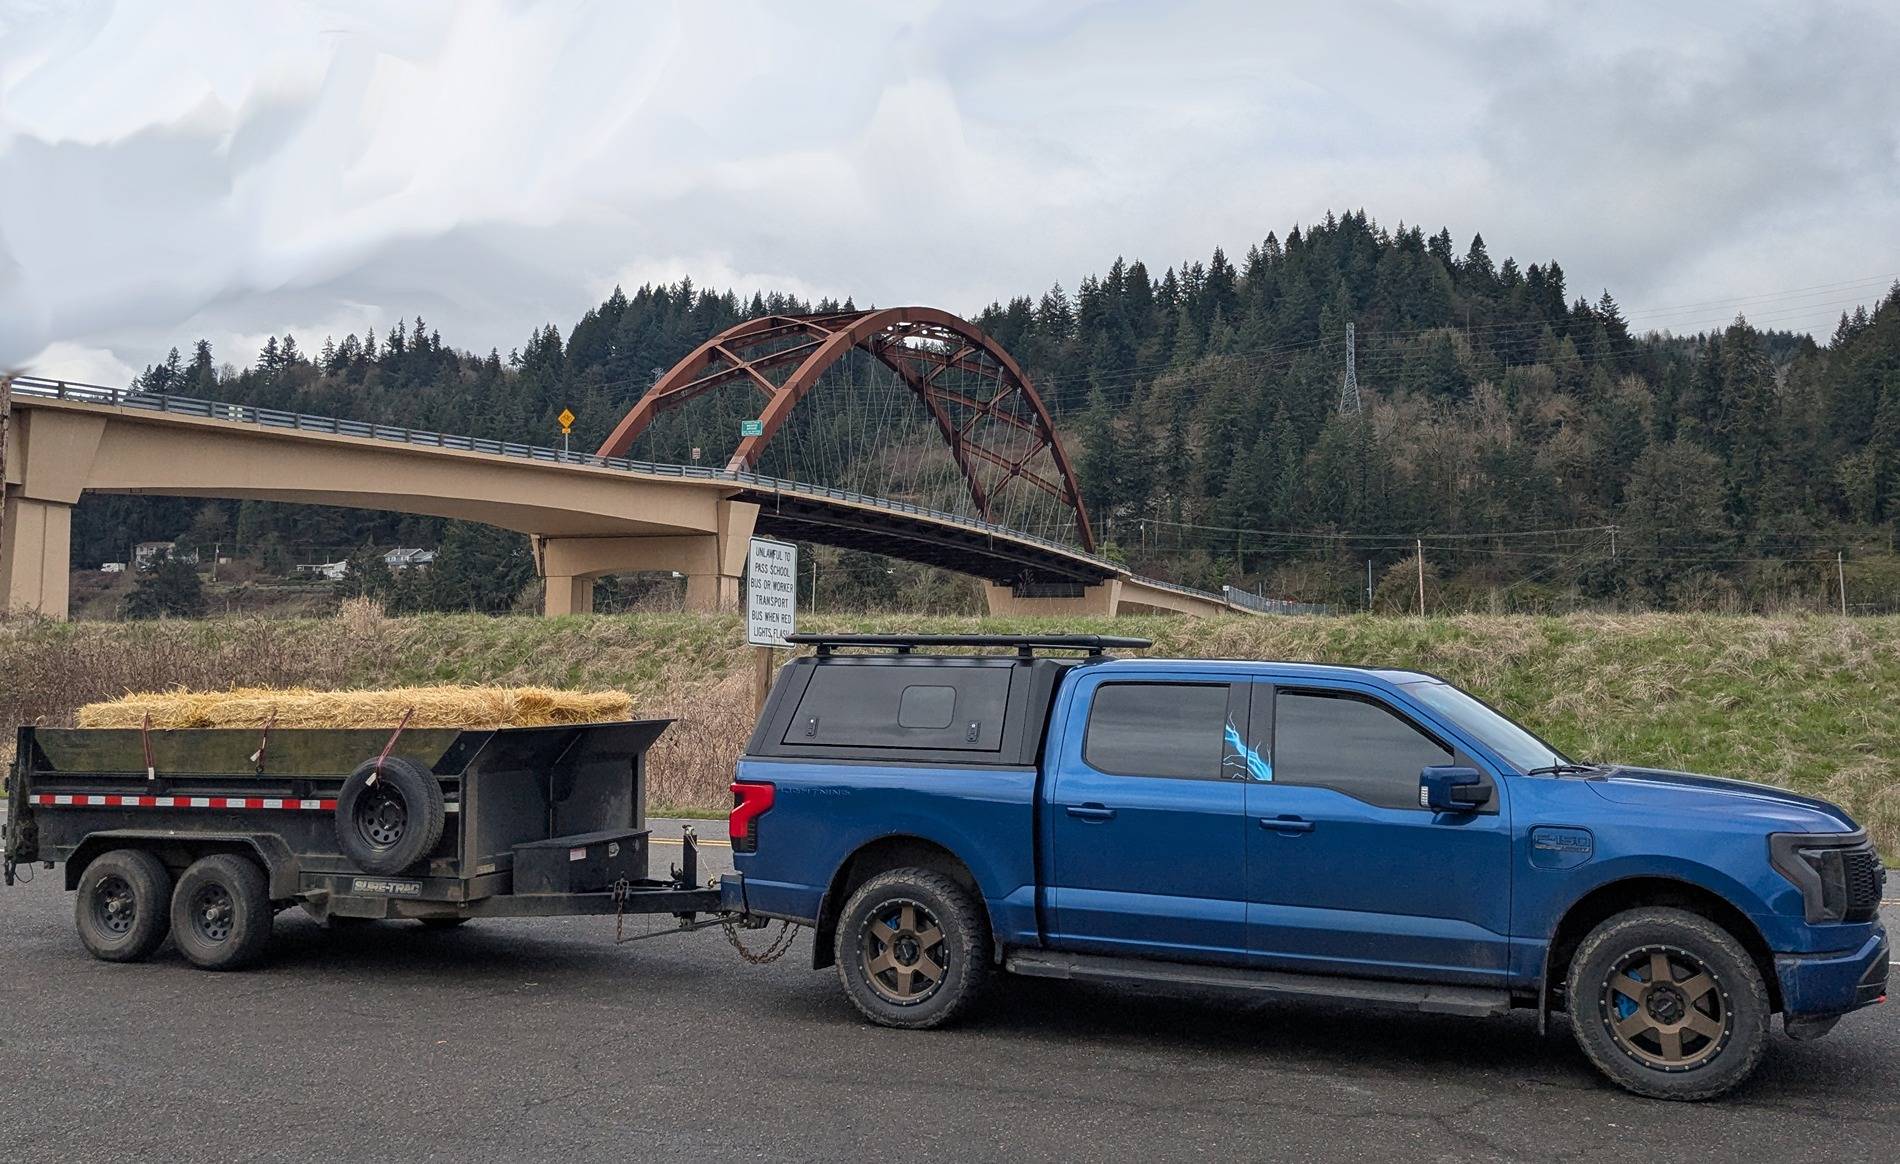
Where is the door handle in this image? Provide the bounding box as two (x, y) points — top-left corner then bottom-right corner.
(1066, 803), (1117, 822)
(1258, 815), (1314, 833)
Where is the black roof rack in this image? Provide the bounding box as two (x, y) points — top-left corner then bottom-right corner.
(783, 633), (1152, 659)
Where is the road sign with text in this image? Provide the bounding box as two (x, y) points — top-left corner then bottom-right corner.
(740, 419), (764, 437)
(745, 537), (798, 647)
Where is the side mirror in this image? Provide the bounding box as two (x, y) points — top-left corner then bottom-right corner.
(1419, 765), (1490, 812)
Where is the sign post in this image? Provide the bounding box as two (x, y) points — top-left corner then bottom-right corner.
(557, 407), (575, 458)
(745, 537), (799, 713)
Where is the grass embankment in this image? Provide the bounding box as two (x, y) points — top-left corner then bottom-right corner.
(2, 611), (1896, 853)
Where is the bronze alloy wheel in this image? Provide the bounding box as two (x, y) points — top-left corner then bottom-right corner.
(860, 899), (948, 1005)
(1600, 944), (1732, 1071)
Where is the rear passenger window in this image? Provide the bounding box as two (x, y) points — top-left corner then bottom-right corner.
(1084, 683), (1229, 780)
(1272, 690), (1451, 810)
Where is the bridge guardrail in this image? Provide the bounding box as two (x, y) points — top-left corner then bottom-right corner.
(8, 375), (1158, 579)
(1222, 585), (1331, 615)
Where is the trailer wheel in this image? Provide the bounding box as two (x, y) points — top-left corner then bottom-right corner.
(835, 868), (991, 1030)
(74, 849), (173, 963)
(335, 755), (445, 875)
(170, 854), (273, 971)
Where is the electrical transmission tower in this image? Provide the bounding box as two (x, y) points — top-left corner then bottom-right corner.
(1337, 321), (1362, 415)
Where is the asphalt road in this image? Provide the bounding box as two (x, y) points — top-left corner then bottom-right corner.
(2, 822), (1894, 1163)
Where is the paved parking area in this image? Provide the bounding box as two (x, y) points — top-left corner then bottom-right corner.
(0, 821), (1893, 1162)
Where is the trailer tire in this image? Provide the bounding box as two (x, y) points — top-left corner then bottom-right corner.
(835, 868), (990, 1030)
(74, 849), (172, 963)
(171, 854), (273, 971)
(335, 755), (445, 875)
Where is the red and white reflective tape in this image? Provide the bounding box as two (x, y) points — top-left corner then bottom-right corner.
(30, 793), (335, 811)
(27, 793), (460, 813)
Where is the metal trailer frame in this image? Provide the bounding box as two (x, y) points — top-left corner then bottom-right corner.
(4, 721), (721, 925)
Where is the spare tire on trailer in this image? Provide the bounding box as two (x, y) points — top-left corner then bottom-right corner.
(335, 755), (445, 875)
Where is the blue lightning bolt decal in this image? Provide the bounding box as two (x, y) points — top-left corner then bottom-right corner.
(1223, 722), (1272, 782)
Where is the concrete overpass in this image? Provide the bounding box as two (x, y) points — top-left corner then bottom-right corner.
(0, 378), (1242, 620)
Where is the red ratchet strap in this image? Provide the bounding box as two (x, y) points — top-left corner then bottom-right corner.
(250, 712), (277, 770)
(141, 711), (156, 783)
(367, 707), (415, 787)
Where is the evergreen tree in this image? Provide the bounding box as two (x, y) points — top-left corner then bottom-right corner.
(123, 554), (207, 619)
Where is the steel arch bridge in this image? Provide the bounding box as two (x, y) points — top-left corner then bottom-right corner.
(596, 306), (1096, 552)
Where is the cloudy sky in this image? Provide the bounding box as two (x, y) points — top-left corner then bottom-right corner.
(2, 0), (1896, 384)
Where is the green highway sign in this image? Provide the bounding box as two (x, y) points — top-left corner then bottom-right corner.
(740, 419), (764, 437)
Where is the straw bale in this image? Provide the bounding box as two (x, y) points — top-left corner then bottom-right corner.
(76, 686), (632, 730)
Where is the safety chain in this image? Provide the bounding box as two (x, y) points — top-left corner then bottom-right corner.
(719, 916), (799, 964)
(611, 878), (644, 944)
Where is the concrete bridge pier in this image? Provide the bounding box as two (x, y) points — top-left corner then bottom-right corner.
(536, 499), (758, 616)
(983, 580), (1123, 617)
(984, 576), (1232, 618)
(1, 494), (73, 617)
(2, 406), (102, 618)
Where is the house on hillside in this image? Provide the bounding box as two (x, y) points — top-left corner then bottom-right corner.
(132, 541), (197, 569)
(382, 547), (436, 571)
(295, 560), (350, 582)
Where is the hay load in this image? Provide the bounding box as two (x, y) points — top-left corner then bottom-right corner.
(76, 685), (634, 730)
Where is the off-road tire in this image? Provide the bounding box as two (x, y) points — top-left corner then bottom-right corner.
(74, 849), (172, 963)
(335, 755), (445, 875)
(170, 854), (273, 971)
(835, 868), (991, 1030)
(1566, 906), (1770, 1101)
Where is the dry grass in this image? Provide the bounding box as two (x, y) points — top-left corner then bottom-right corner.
(5, 608), (1900, 852)
(77, 685), (632, 730)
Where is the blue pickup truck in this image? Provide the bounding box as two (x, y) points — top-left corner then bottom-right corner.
(722, 633), (1888, 1101)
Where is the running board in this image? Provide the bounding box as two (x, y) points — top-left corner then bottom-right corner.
(1005, 950), (1512, 1018)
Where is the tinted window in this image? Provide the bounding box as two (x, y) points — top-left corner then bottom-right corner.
(1084, 683), (1229, 780)
(1273, 690), (1451, 809)
(897, 685), (956, 729)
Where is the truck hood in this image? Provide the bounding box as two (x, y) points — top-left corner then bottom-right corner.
(1586, 765), (1859, 833)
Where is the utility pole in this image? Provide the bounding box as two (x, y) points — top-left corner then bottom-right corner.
(1337, 321), (1362, 416)
(1609, 525), (1618, 562)
(1415, 538), (1426, 616)
(1366, 559), (1373, 611)
(1837, 551), (1848, 618)
(0, 372), (12, 583)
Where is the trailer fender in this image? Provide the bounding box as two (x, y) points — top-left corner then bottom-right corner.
(66, 831), (300, 899)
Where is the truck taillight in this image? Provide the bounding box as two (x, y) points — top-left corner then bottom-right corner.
(730, 782), (775, 853)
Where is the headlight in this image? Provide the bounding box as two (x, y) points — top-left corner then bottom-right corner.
(1770, 832), (1882, 924)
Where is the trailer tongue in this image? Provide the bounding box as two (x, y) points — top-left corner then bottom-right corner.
(4, 719), (728, 968)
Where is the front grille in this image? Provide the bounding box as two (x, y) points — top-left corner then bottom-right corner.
(1844, 846), (1885, 922)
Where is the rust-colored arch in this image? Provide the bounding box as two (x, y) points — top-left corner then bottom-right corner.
(597, 307), (1095, 551)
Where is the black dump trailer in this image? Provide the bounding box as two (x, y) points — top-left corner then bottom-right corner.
(3, 720), (721, 969)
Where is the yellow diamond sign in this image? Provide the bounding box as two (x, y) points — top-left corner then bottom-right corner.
(557, 408), (575, 433)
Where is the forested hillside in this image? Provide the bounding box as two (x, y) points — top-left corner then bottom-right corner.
(77, 210), (1900, 614)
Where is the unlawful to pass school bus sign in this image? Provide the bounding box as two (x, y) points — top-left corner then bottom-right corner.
(745, 537), (798, 646)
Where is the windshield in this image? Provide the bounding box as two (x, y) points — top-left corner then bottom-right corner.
(1401, 680), (1567, 774)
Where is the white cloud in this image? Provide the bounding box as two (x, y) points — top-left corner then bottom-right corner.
(1, 0), (1894, 380)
